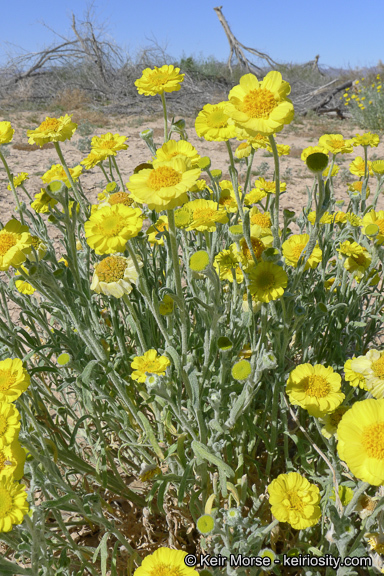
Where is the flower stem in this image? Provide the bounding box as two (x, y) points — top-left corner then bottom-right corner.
(161, 93), (169, 143)
(54, 142), (87, 215)
(0, 149), (24, 223)
(268, 134), (281, 249)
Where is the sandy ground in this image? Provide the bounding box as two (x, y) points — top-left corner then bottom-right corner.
(1, 109), (384, 220)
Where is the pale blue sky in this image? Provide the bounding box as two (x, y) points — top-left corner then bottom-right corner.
(2, 0), (383, 70)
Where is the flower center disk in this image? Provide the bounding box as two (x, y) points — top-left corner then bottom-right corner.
(148, 166), (182, 191)
(303, 375), (330, 398)
(242, 89), (277, 118)
(95, 257), (127, 283)
(362, 422), (384, 459)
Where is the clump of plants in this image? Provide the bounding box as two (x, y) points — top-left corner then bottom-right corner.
(0, 64), (384, 576)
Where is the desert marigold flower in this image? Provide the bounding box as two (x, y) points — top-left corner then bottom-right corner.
(139, 464), (161, 483)
(174, 207), (191, 228)
(0, 220), (32, 272)
(0, 359), (30, 403)
(352, 132), (380, 148)
(15, 266), (36, 296)
(351, 349), (384, 398)
(31, 189), (58, 214)
(301, 145), (328, 162)
(135, 65), (184, 96)
(133, 547), (198, 576)
(0, 402), (20, 449)
(318, 134), (354, 155)
(90, 133), (128, 157)
(323, 164), (339, 178)
(225, 71), (294, 136)
(0, 440), (26, 481)
(183, 198), (228, 232)
(372, 160), (384, 175)
(159, 294), (174, 316)
(155, 140), (200, 166)
(253, 177), (286, 195)
(337, 398), (384, 485)
(344, 357), (367, 390)
(147, 216), (168, 246)
(130, 350), (171, 383)
(267, 472), (321, 530)
(337, 240), (371, 278)
(27, 114), (77, 146)
(286, 363), (345, 417)
(81, 150), (107, 170)
(0, 122), (14, 145)
(282, 234), (322, 270)
(247, 261), (288, 303)
(348, 180), (370, 197)
(41, 164), (82, 187)
(218, 182), (239, 213)
(91, 255), (142, 298)
(235, 141), (252, 158)
(319, 406), (350, 439)
(84, 205), (143, 255)
(126, 158), (201, 211)
(267, 142), (291, 156)
(106, 191), (135, 207)
(195, 102), (237, 141)
(196, 513), (215, 534)
(247, 207), (272, 229)
(367, 533), (384, 554)
(362, 210), (384, 244)
(214, 246), (244, 283)
(231, 228), (272, 264)
(349, 156), (373, 177)
(7, 173), (29, 191)
(306, 211), (334, 225)
(244, 187), (267, 205)
(0, 477), (29, 532)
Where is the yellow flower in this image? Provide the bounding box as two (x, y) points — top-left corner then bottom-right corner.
(344, 358), (367, 390)
(253, 177), (286, 195)
(0, 403), (20, 448)
(27, 114), (77, 146)
(0, 477), (29, 532)
(235, 141), (252, 158)
(225, 71), (294, 136)
(247, 261), (288, 303)
(337, 398), (384, 485)
(267, 143), (290, 156)
(349, 156), (373, 177)
(0, 440), (27, 481)
(231, 228), (272, 264)
(133, 547), (198, 576)
(7, 173), (29, 191)
(306, 211), (334, 225)
(351, 349), (384, 398)
(367, 533), (384, 554)
(352, 133), (380, 148)
(0, 359), (30, 404)
(130, 350), (171, 383)
(91, 255), (143, 298)
(319, 406), (350, 439)
(155, 140), (200, 166)
(159, 294), (174, 316)
(174, 208), (191, 228)
(147, 216), (169, 246)
(301, 145), (328, 162)
(346, 212), (362, 226)
(214, 246), (244, 283)
(189, 250), (210, 272)
(41, 164), (82, 188)
(195, 102), (237, 141)
(135, 65), (184, 96)
(244, 187), (267, 205)
(81, 151), (107, 170)
(337, 240), (371, 278)
(267, 472), (321, 530)
(286, 363), (345, 417)
(84, 205), (143, 255)
(372, 160), (384, 175)
(318, 134), (354, 155)
(183, 199), (228, 232)
(218, 182), (239, 213)
(101, 191), (135, 209)
(282, 234), (322, 270)
(126, 158), (201, 211)
(31, 189), (58, 214)
(90, 133), (128, 157)
(362, 210), (384, 244)
(323, 164), (339, 178)
(0, 122), (14, 144)
(348, 181), (370, 197)
(0, 220), (32, 272)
